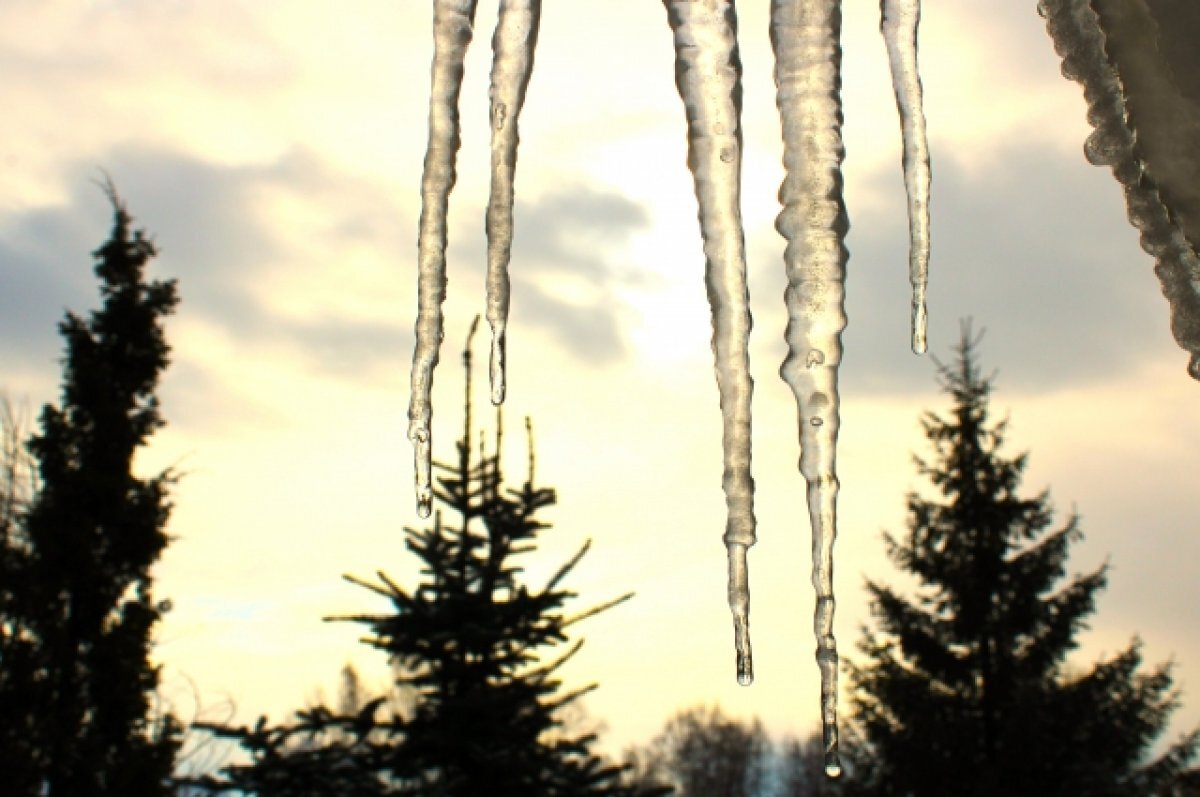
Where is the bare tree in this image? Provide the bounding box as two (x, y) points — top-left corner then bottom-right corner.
(0, 397), (35, 552)
(628, 705), (769, 797)
(776, 734), (847, 796)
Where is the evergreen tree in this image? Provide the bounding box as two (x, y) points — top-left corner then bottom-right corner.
(0, 181), (182, 795)
(196, 322), (664, 796)
(845, 326), (1198, 796)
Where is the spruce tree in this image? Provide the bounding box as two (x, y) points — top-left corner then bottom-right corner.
(341, 321), (656, 796)
(195, 322), (664, 797)
(846, 326), (1197, 797)
(0, 181), (182, 795)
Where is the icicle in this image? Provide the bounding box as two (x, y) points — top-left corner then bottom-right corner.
(880, 0), (930, 355)
(662, 0), (758, 686)
(770, 0), (847, 778)
(1039, 0), (1200, 380)
(409, 0), (480, 519)
(486, 0), (542, 406)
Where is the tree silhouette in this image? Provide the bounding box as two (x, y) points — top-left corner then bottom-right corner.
(195, 321), (663, 796)
(0, 181), (182, 796)
(845, 325), (1198, 796)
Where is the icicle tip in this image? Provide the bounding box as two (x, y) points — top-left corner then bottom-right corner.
(727, 541), (753, 685)
(912, 297), (928, 354)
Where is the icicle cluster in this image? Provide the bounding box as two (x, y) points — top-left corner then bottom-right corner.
(1040, 0), (1200, 379)
(410, 0), (542, 518)
(410, 0), (931, 778)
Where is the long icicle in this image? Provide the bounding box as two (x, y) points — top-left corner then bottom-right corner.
(663, 0), (758, 686)
(880, 0), (931, 354)
(486, 0), (542, 406)
(771, 0), (847, 777)
(410, 0), (480, 518)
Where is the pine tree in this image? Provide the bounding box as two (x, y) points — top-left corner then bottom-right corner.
(845, 326), (1198, 796)
(195, 321), (665, 796)
(0, 181), (183, 794)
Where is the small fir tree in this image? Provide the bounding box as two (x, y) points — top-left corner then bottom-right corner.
(845, 326), (1197, 796)
(0, 181), (182, 795)
(196, 321), (664, 796)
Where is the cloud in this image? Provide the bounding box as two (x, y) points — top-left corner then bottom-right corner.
(748, 140), (1173, 396)
(1, 145), (415, 392)
(450, 185), (653, 365)
(0, 205), (106, 370)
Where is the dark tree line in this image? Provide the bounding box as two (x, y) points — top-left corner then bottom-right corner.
(620, 704), (844, 797)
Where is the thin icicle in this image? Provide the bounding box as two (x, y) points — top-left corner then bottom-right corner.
(410, 0), (480, 519)
(486, 0), (542, 406)
(881, 0), (931, 355)
(663, 0), (758, 686)
(771, 0), (847, 778)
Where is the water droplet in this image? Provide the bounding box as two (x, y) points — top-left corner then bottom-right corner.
(810, 417), (824, 427)
(824, 760), (843, 779)
(493, 102), (507, 131)
(806, 348), (825, 367)
(719, 147), (734, 163)
(417, 493), (432, 519)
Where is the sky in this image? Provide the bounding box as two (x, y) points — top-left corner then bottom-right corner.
(2, 0), (1198, 768)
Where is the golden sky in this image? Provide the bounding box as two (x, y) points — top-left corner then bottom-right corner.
(2, 0), (1197, 763)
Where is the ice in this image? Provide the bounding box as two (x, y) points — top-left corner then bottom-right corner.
(880, 0), (931, 354)
(1039, 0), (1200, 379)
(770, 0), (848, 776)
(662, 0), (759, 685)
(486, 0), (542, 406)
(409, 0), (480, 518)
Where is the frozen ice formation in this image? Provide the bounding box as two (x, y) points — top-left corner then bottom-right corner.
(770, 0), (849, 777)
(409, 0), (935, 775)
(487, 0), (541, 406)
(410, 0), (480, 519)
(881, 0), (931, 355)
(1040, 0), (1200, 379)
(410, 0), (541, 519)
(663, 0), (759, 688)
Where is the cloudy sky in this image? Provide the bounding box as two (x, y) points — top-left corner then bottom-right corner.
(2, 0), (1197, 764)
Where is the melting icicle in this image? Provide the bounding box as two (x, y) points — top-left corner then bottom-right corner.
(410, 0), (480, 518)
(663, 0), (758, 686)
(486, 0), (542, 406)
(1040, 0), (1200, 379)
(771, 0), (847, 777)
(880, 0), (931, 354)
